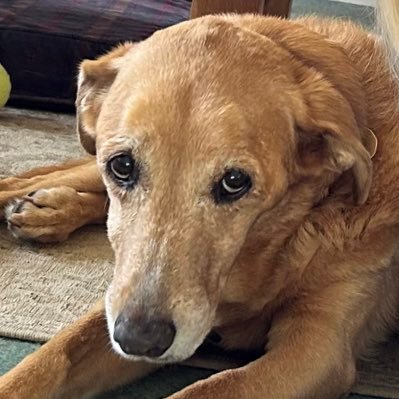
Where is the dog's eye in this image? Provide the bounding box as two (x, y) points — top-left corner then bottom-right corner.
(107, 154), (139, 187)
(213, 169), (252, 203)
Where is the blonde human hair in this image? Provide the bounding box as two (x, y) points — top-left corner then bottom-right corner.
(378, 0), (399, 78)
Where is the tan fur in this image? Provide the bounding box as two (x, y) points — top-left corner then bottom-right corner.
(0, 157), (107, 242)
(1, 11), (399, 399)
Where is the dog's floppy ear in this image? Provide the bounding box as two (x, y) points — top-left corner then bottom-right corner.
(236, 16), (373, 205)
(293, 67), (373, 205)
(76, 43), (134, 154)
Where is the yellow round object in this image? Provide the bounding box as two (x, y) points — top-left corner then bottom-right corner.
(0, 64), (11, 107)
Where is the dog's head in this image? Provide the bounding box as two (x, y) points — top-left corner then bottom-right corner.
(76, 15), (372, 363)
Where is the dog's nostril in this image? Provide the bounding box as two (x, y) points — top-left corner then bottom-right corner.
(114, 313), (126, 328)
(206, 330), (222, 344)
(113, 313), (176, 358)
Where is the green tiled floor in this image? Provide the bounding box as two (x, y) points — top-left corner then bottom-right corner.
(0, 337), (40, 375)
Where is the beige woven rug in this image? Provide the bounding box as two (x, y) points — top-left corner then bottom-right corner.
(0, 107), (398, 397)
(0, 107), (113, 341)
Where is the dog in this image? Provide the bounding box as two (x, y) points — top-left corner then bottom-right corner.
(1, 2), (399, 398)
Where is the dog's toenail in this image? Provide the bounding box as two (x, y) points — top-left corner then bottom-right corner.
(13, 202), (24, 214)
(27, 191), (36, 197)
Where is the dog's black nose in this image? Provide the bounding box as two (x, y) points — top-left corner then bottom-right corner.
(113, 312), (176, 358)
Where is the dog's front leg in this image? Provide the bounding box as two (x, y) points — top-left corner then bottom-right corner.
(169, 295), (357, 399)
(0, 300), (158, 399)
(0, 157), (104, 214)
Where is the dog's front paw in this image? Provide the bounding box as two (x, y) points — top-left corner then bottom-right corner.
(5, 186), (82, 243)
(167, 369), (247, 399)
(0, 177), (33, 218)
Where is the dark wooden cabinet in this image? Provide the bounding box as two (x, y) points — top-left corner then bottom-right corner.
(190, 0), (292, 19)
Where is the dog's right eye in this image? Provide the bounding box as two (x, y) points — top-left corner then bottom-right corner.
(107, 154), (139, 188)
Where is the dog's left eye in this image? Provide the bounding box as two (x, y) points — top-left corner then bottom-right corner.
(107, 154), (139, 187)
(213, 168), (252, 203)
